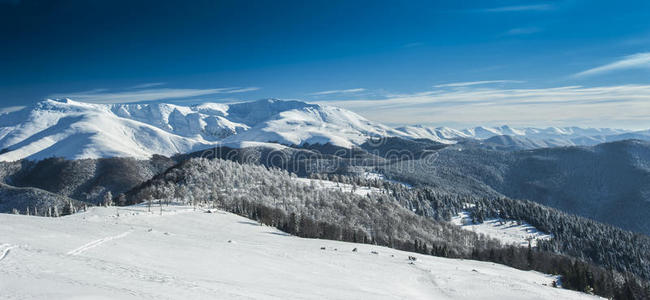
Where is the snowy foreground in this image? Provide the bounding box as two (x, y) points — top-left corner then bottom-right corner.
(0, 206), (599, 300)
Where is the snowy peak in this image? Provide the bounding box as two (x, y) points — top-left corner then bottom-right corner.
(225, 98), (317, 125)
(225, 103), (405, 148)
(0, 99), (406, 161)
(394, 125), (465, 144)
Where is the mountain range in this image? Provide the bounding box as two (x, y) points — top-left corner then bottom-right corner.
(1, 98), (650, 298)
(1, 98), (649, 161)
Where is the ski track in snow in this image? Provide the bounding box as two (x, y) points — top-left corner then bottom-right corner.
(0, 244), (16, 262)
(67, 231), (132, 256)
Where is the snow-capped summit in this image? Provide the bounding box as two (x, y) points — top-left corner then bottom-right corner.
(393, 125), (466, 143)
(0, 98), (406, 161)
(223, 101), (405, 148)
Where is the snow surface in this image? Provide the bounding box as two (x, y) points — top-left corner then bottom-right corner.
(292, 177), (381, 196)
(451, 211), (553, 247)
(0, 206), (599, 300)
(363, 171), (413, 188)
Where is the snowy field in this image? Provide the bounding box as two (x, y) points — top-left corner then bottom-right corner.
(292, 177), (381, 196)
(363, 172), (413, 188)
(0, 206), (598, 300)
(451, 211), (553, 247)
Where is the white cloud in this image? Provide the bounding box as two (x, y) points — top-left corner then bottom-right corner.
(483, 4), (554, 12)
(314, 84), (650, 129)
(574, 52), (650, 77)
(130, 82), (166, 89)
(222, 87), (261, 94)
(0, 106), (26, 114)
(50, 87), (260, 104)
(434, 80), (524, 88)
(309, 88), (366, 96)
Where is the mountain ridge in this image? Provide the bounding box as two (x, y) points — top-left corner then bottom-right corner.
(0, 98), (406, 161)
(0, 98), (647, 161)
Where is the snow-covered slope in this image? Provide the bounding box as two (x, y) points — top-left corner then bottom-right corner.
(0, 100), (211, 161)
(0, 205), (599, 299)
(0, 99), (406, 161)
(221, 103), (404, 148)
(396, 125), (635, 146)
(292, 177), (382, 196)
(393, 126), (467, 144)
(451, 211), (553, 247)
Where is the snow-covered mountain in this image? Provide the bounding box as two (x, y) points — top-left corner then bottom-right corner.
(0, 98), (646, 161)
(395, 125), (639, 146)
(393, 125), (470, 143)
(0, 98), (405, 161)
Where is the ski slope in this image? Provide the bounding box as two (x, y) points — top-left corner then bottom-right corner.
(0, 206), (599, 299)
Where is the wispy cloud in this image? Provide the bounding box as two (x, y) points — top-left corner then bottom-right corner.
(434, 80), (524, 88)
(0, 106), (26, 114)
(482, 4), (554, 12)
(309, 88), (366, 96)
(50, 87), (260, 104)
(574, 52), (650, 77)
(505, 27), (542, 36)
(314, 84), (650, 129)
(130, 82), (166, 89)
(222, 87), (260, 94)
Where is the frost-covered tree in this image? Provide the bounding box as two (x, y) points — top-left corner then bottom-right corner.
(103, 191), (113, 207)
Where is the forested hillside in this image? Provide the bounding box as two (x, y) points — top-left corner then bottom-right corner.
(0, 155), (174, 205)
(378, 139), (650, 235)
(0, 183), (85, 216)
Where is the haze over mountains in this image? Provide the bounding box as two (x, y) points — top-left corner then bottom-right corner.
(0, 98), (648, 162)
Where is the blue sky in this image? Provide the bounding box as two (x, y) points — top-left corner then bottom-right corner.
(1, 0), (650, 129)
